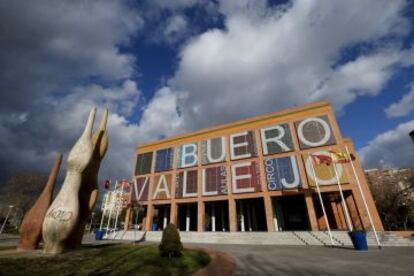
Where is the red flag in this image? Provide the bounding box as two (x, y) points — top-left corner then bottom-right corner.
(311, 154), (332, 166)
(103, 180), (110, 190)
(122, 179), (130, 189)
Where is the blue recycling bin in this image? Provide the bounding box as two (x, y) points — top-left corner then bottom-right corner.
(95, 229), (104, 240)
(349, 231), (368, 251)
(152, 223), (158, 231)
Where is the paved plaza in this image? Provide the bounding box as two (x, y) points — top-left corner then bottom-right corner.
(1, 235), (414, 275)
(189, 243), (414, 276)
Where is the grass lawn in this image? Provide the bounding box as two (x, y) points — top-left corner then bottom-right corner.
(0, 244), (210, 276)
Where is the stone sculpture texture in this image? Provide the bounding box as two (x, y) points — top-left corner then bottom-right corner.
(42, 108), (108, 254)
(17, 153), (62, 251)
(66, 109), (108, 248)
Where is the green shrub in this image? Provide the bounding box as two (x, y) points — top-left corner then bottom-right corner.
(159, 223), (183, 258)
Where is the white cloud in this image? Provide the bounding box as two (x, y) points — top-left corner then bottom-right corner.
(0, 78), (186, 180)
(0, 80), (140, 177)
(0, 0), (143, 112)
(163, 15), (189, 44)
(360, 120), (414, 169)
(151, 0), (199, 10)
(96, 86), (185, 178)
(148, 14), (190, 45)
(165, 0), (413, 131)
(0, 0), (145, 180)
(385, 84), (414, 118)
(136, 87), (185, 139)
(2, 0), (414, 182)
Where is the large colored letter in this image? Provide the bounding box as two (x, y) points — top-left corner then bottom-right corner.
(183, 170), (197, 197)
(133, 176), (149, 201)
(202, 137), (226, 164)
(295, 116), (335, 149)
(261, 124), (293, 155)
(176, 170), (198, 198)
(304, 151), (347, 186)
(230, 131), (256, 160)
(264, 156), (301, 190)
(202, 166), (227, 196)
(153, 175), (171, 199)
(179, 143), (198, 168)
(231, 162), (261, 193)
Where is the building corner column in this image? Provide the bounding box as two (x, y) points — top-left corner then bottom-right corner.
(228, 198), (237, 232)
(197, 201), (205, 232)
(145, 204), (154, 231)
(124, 206), (132, 231)
(263, 196), (275, 232)
(170, 201), (177, 226)
(304, 191), (319, 231)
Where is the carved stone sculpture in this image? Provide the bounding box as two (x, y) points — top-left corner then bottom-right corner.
(42, 108), (97, 254)
(66, 109), (108, 248)
(17, 153), (62, 251)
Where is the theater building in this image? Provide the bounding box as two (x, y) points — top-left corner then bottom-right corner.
(124, 101), (383, 233)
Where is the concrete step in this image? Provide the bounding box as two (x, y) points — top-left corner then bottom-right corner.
(107, 231), (304, 245)
(104, 230), (414, 247)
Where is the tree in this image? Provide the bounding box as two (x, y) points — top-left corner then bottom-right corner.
(367, 170), (414, 230)
(159, 223), (183, 258)
(0, 172), (48, 219)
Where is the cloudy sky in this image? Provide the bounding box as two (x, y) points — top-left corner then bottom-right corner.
(1, 0), (414, 183)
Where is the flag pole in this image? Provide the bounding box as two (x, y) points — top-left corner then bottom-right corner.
(345, 146), (381, 248)
(99, 194), (107, 231)
(331, 153), (353, 231)
(106, 180), (115, 237)
(132, 178), (139, 243)
(309, 155), (335, 247)
(113, 180), (124, 236)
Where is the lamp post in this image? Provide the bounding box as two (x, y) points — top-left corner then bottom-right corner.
(89, 212), (95, 233)
(0, 205), (15, 235)
(410, 130), (414, 143)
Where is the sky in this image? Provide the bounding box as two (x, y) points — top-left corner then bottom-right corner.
(1, 0), (414, 183)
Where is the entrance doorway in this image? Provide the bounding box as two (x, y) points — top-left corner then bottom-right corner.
(132, 205), (147, 230)
(204, 201), (229, 232)
(272, 195), (309, 231)
(313, 191), (361, 230)
(177, 203), (197, 231)
(153, 204), (170, 231)
(236, 198), (267, 231)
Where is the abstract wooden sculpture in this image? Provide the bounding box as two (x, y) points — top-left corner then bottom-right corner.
(17, 153), (62, 251)
(66, 109), (108, 248)
(42, 108), (97, 254)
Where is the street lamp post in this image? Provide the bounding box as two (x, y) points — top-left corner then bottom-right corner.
(0, 205), (15, 235)
(410, 130), (414, 143)
(89, 212), (95, 233)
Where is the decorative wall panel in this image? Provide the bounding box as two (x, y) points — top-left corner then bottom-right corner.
(176, 170), (198, 198)
(177, 143), (198, 168)
(201, 137), (226, 164)
(261, 123), (294, 155)
(231, 161), (261, 193)
(133, 176), (150, 201)
(295, 115), (336, 149)
(304, 151), (348, 186)
(264, 156), (302, 190)
(230, 131), (257, 160)
(155, 147), (174, 172)
(152, 174), (172, 200)
(135, 152), (153, 175)
(202, 166), (227, 196)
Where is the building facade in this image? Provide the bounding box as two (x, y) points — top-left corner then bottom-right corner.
(124, 101), (383, 233)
